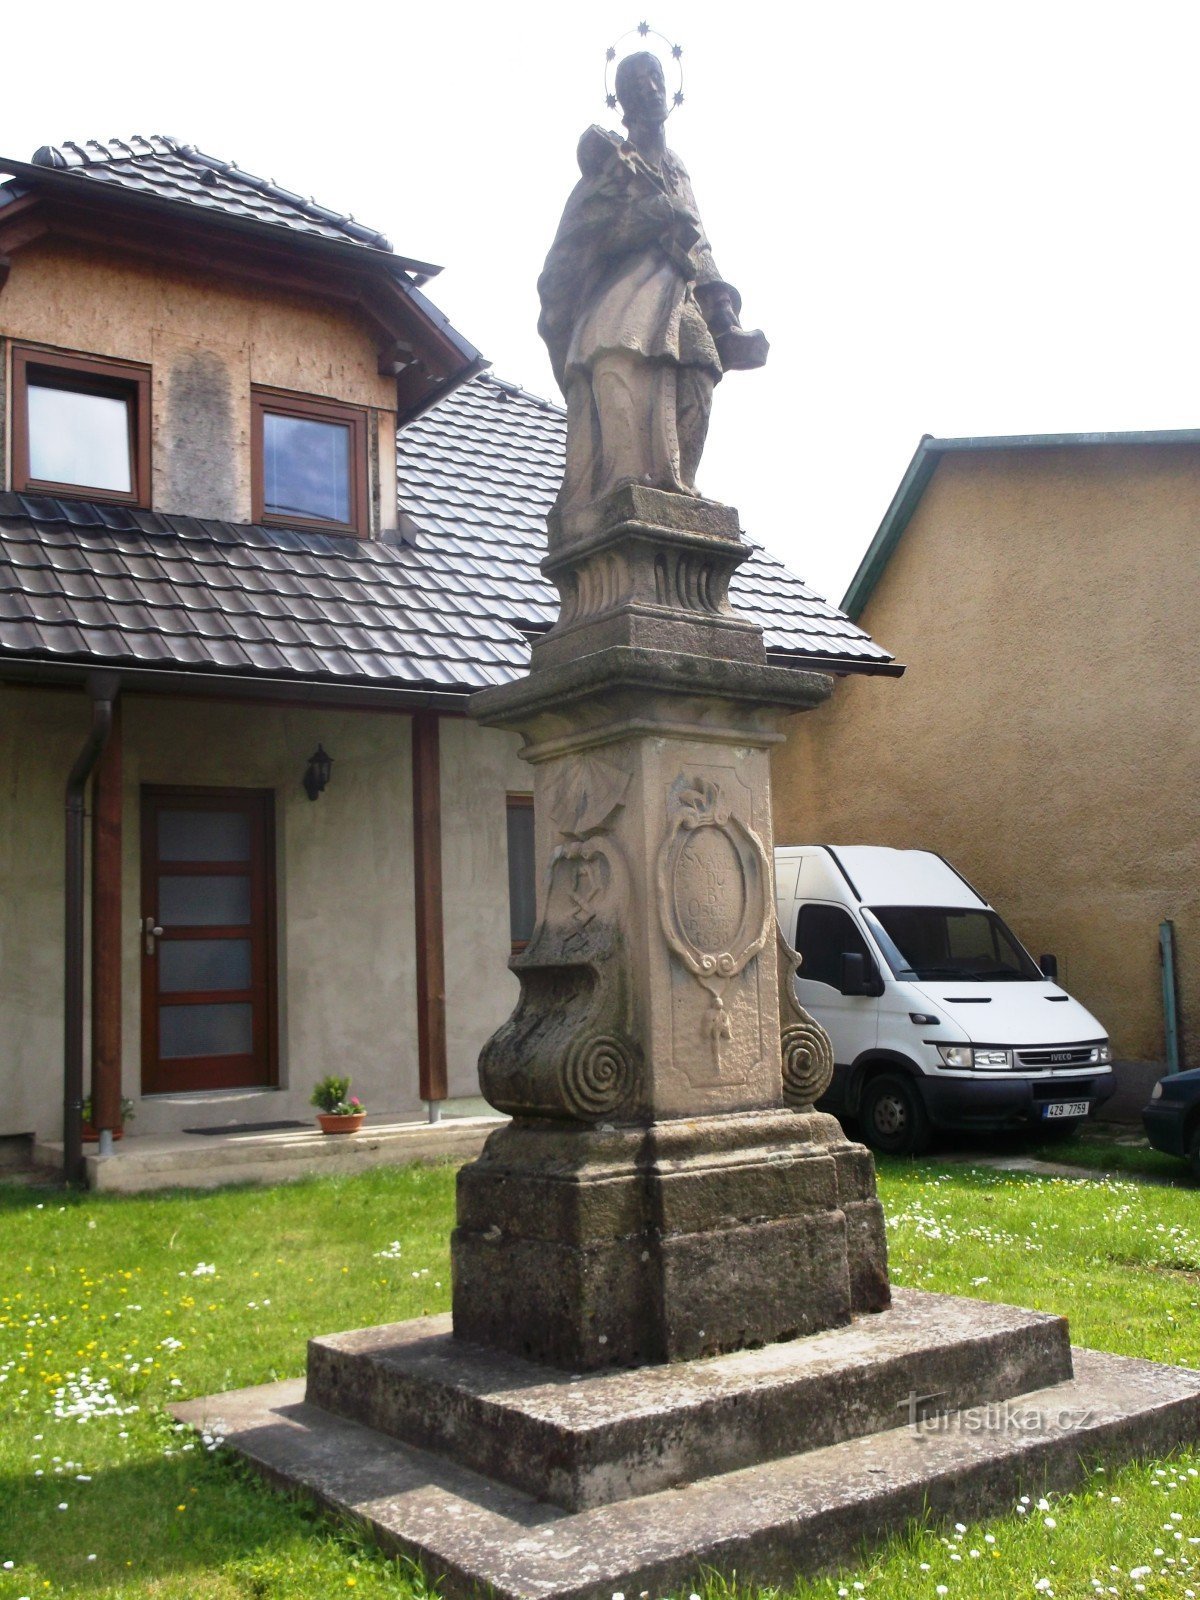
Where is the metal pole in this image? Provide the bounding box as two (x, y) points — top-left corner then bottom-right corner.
(64, 674), (119, 1187)
(1160, 920), (1181, 1076)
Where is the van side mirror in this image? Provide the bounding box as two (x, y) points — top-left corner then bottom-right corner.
(1039, 953), (1058, 982)
(840, 951), (883, 997)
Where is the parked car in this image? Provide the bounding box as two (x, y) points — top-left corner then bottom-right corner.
(774, 845), (1115, 1155)
(1142, 1069), (1200, 1178)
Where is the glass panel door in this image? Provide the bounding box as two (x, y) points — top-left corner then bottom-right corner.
(140, 788), (277, 1094)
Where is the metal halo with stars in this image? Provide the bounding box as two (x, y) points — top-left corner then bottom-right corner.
(604, 22), (685, 114)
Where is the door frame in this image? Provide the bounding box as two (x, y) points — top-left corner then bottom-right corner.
(139, 784), (279, 1095)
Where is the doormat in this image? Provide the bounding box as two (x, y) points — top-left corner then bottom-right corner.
(183, 1121), (310, 1137)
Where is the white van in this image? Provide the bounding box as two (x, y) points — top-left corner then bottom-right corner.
(774, 845), (1114, 1154)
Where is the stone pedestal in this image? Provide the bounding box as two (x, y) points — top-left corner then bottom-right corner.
(452, 483), (888, 1368)
(454, 1110), (888, 1370)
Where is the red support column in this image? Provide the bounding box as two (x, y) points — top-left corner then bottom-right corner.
(90, 699), (123, 1134)
(411, 712), (448, 1106)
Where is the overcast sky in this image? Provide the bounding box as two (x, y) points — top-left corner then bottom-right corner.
(4, 1), (1198, 610)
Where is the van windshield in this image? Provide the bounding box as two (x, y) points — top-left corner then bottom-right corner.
(865, 906), (1042, 982)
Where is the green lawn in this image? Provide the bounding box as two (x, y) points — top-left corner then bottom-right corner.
(0, 1158), (1197, 1599)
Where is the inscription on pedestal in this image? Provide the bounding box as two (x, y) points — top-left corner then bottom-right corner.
(675, 828), (746, 955)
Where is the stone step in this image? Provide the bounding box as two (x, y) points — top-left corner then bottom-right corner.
(305, 1288), (1072, 1510)
(175, 1333), (1200, 1600)
(34, 1115), (504, 1193)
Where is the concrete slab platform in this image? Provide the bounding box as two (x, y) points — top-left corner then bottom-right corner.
(306, 1289), (1072, 1509)
(35, 1110), (505, 1193)
(176, 1340), (1200, 1600)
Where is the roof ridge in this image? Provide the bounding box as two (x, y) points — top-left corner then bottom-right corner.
(29, 134), (393, 252)
(476, 373), (566, 417)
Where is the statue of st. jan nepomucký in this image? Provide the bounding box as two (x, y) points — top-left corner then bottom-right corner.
(537, 50), (768, 517)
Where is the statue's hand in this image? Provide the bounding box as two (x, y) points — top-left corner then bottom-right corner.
(716, 326), (769, 371)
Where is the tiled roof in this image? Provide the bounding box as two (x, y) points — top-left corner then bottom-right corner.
(0, 376), (892, 696)
(26, 136), (394, 252)
(395, 377), (896, 669)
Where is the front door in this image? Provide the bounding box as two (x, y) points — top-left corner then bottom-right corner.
(140, 787), (277, 1094)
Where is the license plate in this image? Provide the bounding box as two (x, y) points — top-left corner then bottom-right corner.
(1042, 1100), (1090, 1119)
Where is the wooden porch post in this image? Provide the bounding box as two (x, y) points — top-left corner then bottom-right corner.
(90, 699), (123, 1135)
(411, 711), (448, 1110)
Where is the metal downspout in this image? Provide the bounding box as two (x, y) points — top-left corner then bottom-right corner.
(1160, 921), (1182, 1075)
(63, 674), (119, 1187)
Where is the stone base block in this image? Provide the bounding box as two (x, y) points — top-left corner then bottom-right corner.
(451, 1110), (889, 1371)
(306, 1290), (1072, 1511)
(177, 1296), (1200, 1600)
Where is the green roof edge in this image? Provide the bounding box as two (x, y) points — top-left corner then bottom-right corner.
(840, 425), (1200, 623)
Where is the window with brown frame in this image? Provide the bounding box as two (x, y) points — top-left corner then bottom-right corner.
(506, 793), (536, 953)
(11, 345), (151, 505)
(251, 386), (369, 538)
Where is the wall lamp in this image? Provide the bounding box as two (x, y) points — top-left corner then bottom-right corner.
(303, 743), (333, 801)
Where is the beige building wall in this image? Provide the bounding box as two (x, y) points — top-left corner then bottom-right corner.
(0, 686), (527, 1141)
(440, 719), (528, 1097)
(773, 444), (1200, 1067)
(0, 238), (399, 528)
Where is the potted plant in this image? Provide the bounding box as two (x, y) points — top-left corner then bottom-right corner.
(81, 1095), (135, 1142)
(310, 1075), (366, 1134)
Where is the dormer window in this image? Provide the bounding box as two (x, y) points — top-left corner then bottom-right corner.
(251, 388), (368, 538)
(11, 346), (151, 504)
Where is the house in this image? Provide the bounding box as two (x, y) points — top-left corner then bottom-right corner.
(0, 135), (895, 1176)
(772, 429), (1200, 1101)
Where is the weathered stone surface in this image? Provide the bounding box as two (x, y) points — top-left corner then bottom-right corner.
(452, 1110), (886, 1370)
(306, 1289), (1073, 1511)
(177, 1326), (1200, 1600)
(457, 402), (883, 1399)
(470, 643), (833, 732)
(548, 482), (743, 546)
(531, 486), (765, 670)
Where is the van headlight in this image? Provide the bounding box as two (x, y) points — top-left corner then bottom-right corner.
(973, 1048), (1012, 1069)
(937, 1045), (1012, 1069)
(937, 1044), (973, 1068)
(1094, 1042), (1113, 1065)
(1150, 1081), (1163, 1101)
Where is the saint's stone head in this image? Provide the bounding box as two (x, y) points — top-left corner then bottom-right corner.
(615, 51), (668, 126)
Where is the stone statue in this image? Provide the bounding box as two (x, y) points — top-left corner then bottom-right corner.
(538, 50), (768, 516)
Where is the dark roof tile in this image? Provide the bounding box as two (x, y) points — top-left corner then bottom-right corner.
(28, 136), (393, 251)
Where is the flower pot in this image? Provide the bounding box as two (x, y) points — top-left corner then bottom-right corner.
(81, 1122), (124, 1142)
(316, 1113), (366, 1135)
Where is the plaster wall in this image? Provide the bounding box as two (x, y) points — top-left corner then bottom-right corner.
(0, 685), (87, 1139)
(0, 239), (398, 527)
(0, 689), (525, 1140)
(772, 445), (1200, 1068)
(439, 719), (527, 1099)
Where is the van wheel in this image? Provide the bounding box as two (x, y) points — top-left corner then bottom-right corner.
(861, 1073), (931, 1156)
(1188, 1124), (1200, 1182)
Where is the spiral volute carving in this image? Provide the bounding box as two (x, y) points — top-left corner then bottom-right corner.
(781, 1015), (835, 1107)
(560, 1034), (635, 1120)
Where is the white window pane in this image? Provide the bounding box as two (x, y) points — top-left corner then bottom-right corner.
(159, 875), (251, 927)
(158, 809), (251, 862)
(27, 383), (132, 493)
(159, 1002), (253, 1059)
(263, 412), (350, 523)
(159, 939), (252, 994)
